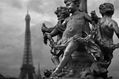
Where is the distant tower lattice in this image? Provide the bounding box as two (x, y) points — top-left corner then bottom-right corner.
(19, 11), (36, 79)
(37, 63), (42, 79)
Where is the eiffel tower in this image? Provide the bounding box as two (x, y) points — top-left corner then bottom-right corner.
(19, 11), (36, 79)
(36, 63), (42, 79)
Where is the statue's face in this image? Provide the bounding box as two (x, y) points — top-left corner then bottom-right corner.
(66, 1), (77, 13)
(56, 11), (61, 18)
(99, 3), (114, 17)
(57, 11), (69, 20)
(55, 7), (69, 20)
(57, 13), (63, 19)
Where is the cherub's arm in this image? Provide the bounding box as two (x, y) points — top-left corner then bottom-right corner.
(47, 27), (55, 33)
(84, 10), (100, 24)
(111, 21), (119, 49)
(49, 28), (59, 37)
(42, 23), (55, 33)
(84, 12), (92, 23)
(48, 19), (67, 37)
(90, 11), (100, 24)
(113, 21), (119, 38)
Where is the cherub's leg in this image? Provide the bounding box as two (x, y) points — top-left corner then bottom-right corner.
(52, 40), (79, 75)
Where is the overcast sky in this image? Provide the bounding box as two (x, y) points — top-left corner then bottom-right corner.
(0, 0), (119, 78)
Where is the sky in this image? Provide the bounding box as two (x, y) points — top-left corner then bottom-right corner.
(0, 0), (119, 78)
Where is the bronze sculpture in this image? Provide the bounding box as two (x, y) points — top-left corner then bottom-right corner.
(93, 3), (119, 68)
(51, 0), (94, 77)
(41, 0), (119, 79)
(41, 6), (70, 65)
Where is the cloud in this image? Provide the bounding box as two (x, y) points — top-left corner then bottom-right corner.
(0, 0), (23, 9)
(27, 0), (63, 13)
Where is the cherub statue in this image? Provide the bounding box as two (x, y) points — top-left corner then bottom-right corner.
(41, 6), (70, 65)
(92, 3), (119, 68)
(84, 3), (119, 79)
(51, 0), (94, 76)
(42, 6), (69, 44)
(51, 1), (119, 79)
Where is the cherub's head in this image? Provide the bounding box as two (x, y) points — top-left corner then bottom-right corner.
(64, 0), (80, 6)
(55, 6), (69, 20)
(99, 3), (114, 17)
(64, 0), (80, 13)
